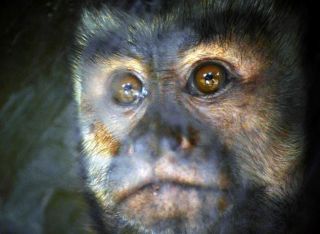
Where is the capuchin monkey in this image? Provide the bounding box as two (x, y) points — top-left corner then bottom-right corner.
(72, 0), (310, 233)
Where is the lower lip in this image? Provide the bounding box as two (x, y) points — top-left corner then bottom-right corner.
(121, 182), (212, 202)
(119, 182), (226, 222)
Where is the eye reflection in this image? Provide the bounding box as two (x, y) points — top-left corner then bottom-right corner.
(111, 72), (148, 106)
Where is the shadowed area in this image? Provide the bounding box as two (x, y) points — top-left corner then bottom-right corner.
(0, 1), (89, 233)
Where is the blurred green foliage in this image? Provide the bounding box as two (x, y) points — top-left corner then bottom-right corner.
(0, 1), (92, 233)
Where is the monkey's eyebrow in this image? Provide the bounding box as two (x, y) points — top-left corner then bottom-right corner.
(81, 31), (130, 62)
(171, 11), (277, 57)
(186, 9), (275, 44)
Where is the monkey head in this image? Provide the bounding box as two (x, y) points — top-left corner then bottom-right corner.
(72, 1), (306, 233)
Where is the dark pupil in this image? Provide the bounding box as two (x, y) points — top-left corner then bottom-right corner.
(204, 72), (214, 81)
(123, 83), (133, 91)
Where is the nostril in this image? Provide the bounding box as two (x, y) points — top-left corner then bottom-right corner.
(160, 126), (200, 152)
(161, 137), (180, 151)
(170, 136), (181, 150)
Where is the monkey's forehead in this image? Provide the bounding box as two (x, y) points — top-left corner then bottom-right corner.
(75, 0), (301, 71)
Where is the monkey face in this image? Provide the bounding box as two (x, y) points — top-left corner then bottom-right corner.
(73, 1), (306, 233)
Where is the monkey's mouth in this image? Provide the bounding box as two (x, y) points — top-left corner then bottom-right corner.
(112, 156), (232, 205)
(109, 154), (233, 223)
(115, 180), (219, 203)
(115, 180), (231, 225)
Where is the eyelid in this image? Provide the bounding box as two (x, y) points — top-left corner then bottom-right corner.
(186, 58), (240, 80)
(110, 69), (145, 82)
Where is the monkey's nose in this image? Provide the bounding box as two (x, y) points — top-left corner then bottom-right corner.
(126, 125), (195, 157)
(159, 125), (199, 152)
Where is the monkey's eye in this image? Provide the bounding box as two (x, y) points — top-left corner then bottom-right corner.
(186, 62), (229, 96)
(111, 72), (148, 106)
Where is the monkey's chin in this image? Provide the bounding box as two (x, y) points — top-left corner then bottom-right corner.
(118, 182), (230, 229)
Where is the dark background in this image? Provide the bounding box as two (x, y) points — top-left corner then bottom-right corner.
(0, 1), (89, 233)
(0, 0), (319, 233)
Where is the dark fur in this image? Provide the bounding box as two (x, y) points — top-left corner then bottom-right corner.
(73, 0), (313, 233)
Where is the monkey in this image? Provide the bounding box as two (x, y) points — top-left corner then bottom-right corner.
(70, 0), (312, 233)
(1, 0), (320, 233)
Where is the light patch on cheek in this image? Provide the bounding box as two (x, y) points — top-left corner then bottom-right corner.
(206, 103), (303, 196)
(83, 121), (120, 157)
(178, 41), (268, 81)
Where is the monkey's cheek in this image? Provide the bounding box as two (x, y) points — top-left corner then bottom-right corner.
(118, 184), (230, 227)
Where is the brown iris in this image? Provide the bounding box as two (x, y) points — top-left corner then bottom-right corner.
(111, 73), (144, 105)
(194, 63), (224, 94)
